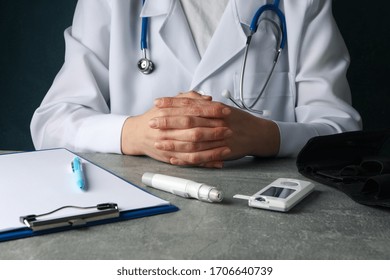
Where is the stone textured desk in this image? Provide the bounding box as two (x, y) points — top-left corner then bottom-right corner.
(1, 153), (389, 259)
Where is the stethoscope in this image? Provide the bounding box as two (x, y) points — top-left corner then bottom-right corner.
(137, 0), (154, 74)
(224, 0), (287, 115)
(138, 0), (287, 116)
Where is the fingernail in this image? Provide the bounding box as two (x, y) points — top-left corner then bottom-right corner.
(224, 129), (233, 137)
(154, 99), (162, 106)
(149, 119), (158, 128)
(154, 142), (163, 149)
(221, 148), (231, 157)
(222, 107), (231, 115)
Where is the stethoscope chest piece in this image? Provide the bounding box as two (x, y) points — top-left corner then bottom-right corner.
(137, 57), (154, 74)
(139, 1), (154, 75)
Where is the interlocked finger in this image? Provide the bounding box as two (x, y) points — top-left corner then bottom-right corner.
(149, 116), (227, 129)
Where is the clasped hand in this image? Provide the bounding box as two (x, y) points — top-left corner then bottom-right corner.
(121, 92), (279, 168)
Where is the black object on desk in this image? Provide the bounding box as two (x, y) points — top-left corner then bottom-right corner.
(297, 130), (390, 208)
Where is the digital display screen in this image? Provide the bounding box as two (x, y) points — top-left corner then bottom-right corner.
(260, 186), (295, 199)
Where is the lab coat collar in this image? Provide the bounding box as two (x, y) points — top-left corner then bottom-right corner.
(140, 0), (172, 17)
(141, 0), (282, 87)
(142, 0), (201, 75)
(190, 0), (249, 88)
(191, 0), (291, 89)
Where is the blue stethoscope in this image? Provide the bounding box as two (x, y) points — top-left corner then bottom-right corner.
(137, 0), (154, 74)
(138, 0), (287, 115)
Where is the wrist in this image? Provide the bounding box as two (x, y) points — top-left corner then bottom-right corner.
(121, 116), (143, 155)
(252, 118), (280, 157)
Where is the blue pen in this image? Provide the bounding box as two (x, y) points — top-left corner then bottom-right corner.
(71, 157), (87, 190)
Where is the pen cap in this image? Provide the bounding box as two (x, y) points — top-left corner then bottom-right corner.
(198, 184), (224, 202)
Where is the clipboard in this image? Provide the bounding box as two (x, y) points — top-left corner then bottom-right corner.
(0, 149), (178, 242)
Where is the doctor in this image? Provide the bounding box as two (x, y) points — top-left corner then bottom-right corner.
(31, 0), (362, 168)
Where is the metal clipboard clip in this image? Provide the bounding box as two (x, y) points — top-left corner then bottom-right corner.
(20, 203), (120, 231)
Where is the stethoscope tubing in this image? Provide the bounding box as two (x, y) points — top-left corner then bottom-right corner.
(138, 0), (154, 74)
(140, 0), (148, 50)
(141, 17), (149, 50)
(250, 4), (287, 50)
(235, 0), (287, 115)
(138, 0), (287, 116)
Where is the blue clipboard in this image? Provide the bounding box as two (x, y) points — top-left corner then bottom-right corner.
(0, 149), (179, 242)
(0, 204), (178, 242)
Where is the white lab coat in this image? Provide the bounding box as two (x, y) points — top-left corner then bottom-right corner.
(31, 0), (362, 157)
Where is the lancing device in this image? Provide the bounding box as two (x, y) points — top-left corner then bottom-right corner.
(142, 173), (223, 203)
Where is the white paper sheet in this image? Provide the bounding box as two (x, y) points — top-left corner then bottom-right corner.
(0, 149), (170, 232)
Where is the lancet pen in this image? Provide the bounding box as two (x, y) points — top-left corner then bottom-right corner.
(142, 173), (223, 203)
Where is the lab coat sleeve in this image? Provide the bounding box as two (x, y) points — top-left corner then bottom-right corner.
(275, 0), (362, 157)
(30, 0), (128, 153)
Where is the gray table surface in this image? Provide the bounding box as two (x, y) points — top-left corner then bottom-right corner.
(1, 153), (389, 260)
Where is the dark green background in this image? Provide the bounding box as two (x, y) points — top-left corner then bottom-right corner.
(0, 0), (78, 150)
(0, 0), (389, 151)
